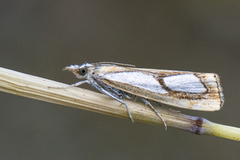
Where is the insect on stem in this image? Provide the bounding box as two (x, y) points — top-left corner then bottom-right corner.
(51, 62), (224, 130)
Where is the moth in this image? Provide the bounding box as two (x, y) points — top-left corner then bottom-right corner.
(58, 62), (224, 129)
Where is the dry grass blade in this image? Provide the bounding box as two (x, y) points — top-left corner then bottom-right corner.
(0, 67), (239, 141)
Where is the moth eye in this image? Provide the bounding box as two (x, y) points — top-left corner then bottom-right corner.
(79, 68), (87, 76)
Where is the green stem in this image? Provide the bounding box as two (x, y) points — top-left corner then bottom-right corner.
(204, 121), (240, 141)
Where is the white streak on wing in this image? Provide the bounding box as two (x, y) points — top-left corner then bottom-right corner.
(103, 72), (168, 94)
(163, 74), (206, 93)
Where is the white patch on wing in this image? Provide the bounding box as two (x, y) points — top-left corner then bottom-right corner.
(163, 74), (206, 93)
(103, 72), (168, 94)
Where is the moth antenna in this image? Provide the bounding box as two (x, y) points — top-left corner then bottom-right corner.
(93, 62), (135, 67)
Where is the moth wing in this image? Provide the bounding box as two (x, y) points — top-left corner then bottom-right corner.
(97, 67), (224, 111)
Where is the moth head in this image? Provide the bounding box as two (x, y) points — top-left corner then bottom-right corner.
(63, 63), (93, 79)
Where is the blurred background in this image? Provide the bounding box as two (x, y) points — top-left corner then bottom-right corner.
(1, 1), (240, 160)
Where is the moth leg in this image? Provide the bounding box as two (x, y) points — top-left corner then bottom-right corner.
(125, 93), (137, 102)
(101, 90), (134, 122)
(142, 98), (167, 130)
(69, 80), (90, 87)
(91, 83), (134, 122)
(48, 80), (89, 89)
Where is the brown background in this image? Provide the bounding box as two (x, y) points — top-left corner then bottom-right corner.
(1, 1), (240, 160)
